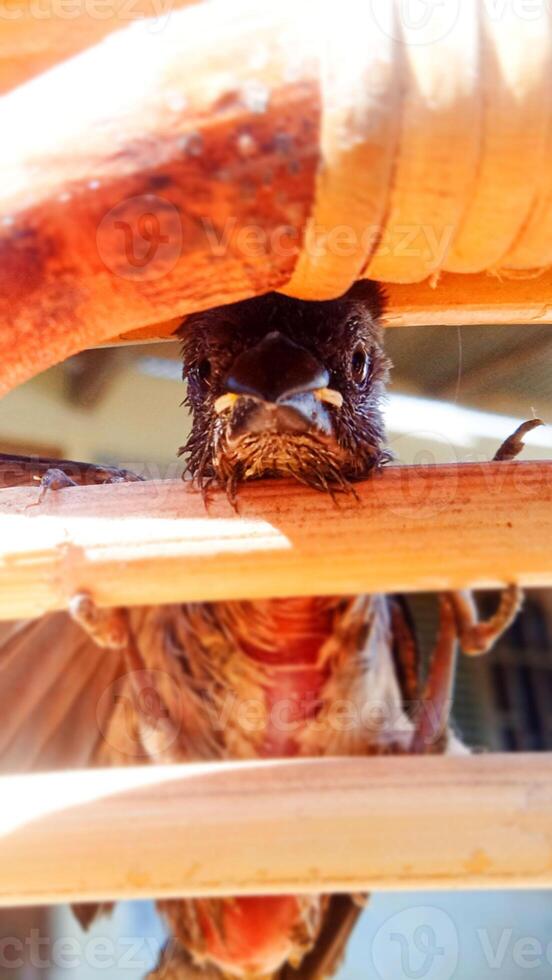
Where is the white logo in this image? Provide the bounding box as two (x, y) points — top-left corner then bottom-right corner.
(369, 0), (461, 46)
(97, 194), (182, 282)
(97, 669), (181, 758)
(372, 906), (459, 980)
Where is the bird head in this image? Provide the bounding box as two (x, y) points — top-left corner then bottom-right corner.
(179, 281), (391, 496)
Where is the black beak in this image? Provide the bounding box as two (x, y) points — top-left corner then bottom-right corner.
(223, 332), (333, 438)
(226, 331), (329, 402)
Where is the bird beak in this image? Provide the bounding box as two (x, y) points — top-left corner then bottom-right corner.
(214, 387), (343, 415)
(213, 332), (342, 438)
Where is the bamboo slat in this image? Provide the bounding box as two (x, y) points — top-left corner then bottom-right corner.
(0, 462), (551, 621)
(0, 0), (200, 95)
(110, 270), (552, 345)
(1, 754), (552, 907)
(2, 0), (552, 392)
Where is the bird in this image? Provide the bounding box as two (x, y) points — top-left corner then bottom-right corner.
(0, 281), (531, 979)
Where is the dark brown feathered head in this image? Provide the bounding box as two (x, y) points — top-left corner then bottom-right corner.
(179, 281), (391, 497)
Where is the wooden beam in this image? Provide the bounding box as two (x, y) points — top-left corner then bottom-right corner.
(3, 1), (552, 392)
(0, 462), (551, 621)
(384, 271), (552, 327)
(0, 0), (200, 96)
(107, 271), (552, 347)
(1, 754), (552, 907)
(0, 0), (322, 397)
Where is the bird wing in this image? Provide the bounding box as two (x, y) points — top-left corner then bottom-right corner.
(279, 895), (363, 980)
(0, 612), (127, 773)
(146, 943), (230, 979)
(0, 448), (145, 774)
(0, 451), (143, 488)
(0, 612), (131, 930)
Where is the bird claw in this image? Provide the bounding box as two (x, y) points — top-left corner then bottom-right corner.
(25, 467), (79, 509)
(69, 592), (129, 650)
(493, 419), (544, 462)
(447, 584), (523, 657)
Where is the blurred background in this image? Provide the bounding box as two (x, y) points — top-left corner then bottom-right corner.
(0, 320), (551, 978)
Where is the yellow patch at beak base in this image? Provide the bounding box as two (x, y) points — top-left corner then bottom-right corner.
(214, 393), (239, 414)
(314, 388), (344, 409)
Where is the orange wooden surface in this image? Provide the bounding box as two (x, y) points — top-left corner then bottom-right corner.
(0, 462), (551, 620)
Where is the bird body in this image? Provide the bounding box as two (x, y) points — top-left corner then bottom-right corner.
(110, 595), (412, 767)
(97, 593), (412, 979)
(0, 282), (525, 979)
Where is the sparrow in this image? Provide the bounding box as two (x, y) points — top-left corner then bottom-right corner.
(0, 282), (529, 979)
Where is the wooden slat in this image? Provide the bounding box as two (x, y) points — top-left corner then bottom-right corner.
(0, 0), (200, 96)
(0, 0), (322, 398)
(384, 270), (552, 327)
(1, 754), (552, 907)
(108, 271), (552, 347)
(0, 462), (551, 621)
(3, 0), (552, 393)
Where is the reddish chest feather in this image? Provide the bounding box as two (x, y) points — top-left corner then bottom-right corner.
(194, 895), (314, 976)
(241, 597), (334, 757)
(165, 598), (339, 976)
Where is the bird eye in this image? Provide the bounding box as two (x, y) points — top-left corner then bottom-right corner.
(198, 359), (212, 383)
(351, 344), (369, 384)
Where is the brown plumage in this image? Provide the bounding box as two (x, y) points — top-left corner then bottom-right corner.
(180, 283), (390, 499)
(0, 283), (525, 979)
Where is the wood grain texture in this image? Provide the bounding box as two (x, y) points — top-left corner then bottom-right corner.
(108, 269), (552, 346)
(366, 0), (482, 284)
(0, 462), (551, 621)
(0, 0), (200, 95)
(3, 1), (552, 392)
(0, 0), (321, 396)
(382, 270), (552, 327)
(1, 754), (552, 906)
(446, 3), (552, 273)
